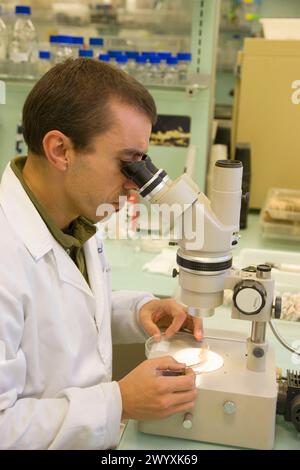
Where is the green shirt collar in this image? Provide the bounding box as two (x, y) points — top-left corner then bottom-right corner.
(10, 157), (96, 250)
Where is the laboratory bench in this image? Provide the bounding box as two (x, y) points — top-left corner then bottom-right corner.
(103, 213), (300, 450)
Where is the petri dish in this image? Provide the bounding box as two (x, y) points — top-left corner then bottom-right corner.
(145, 331), (223, 374)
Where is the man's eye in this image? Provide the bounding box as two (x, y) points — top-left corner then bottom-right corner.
(132, 154), (144, 162)
(121, 154), (144, 163)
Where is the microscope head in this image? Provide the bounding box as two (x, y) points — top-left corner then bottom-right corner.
(122, 156), (243, 318)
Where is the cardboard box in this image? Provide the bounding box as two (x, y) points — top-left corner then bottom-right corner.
(232, 39), (300, 208)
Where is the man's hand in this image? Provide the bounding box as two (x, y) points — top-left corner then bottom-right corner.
(118, 356), (197, 420)
(139, 298), (203, 341)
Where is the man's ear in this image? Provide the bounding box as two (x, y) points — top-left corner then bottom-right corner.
(42, 130), (73, 171)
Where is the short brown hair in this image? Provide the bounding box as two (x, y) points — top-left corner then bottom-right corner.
(22, 58), (157, 156)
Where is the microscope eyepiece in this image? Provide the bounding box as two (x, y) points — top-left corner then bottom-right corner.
(121, 155), (168, 198)
(121, 159), (154, 188)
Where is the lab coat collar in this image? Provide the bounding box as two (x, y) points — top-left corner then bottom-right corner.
(0, 163), (94, 298)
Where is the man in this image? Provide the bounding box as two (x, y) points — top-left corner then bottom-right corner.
(0, 59), (202, 449)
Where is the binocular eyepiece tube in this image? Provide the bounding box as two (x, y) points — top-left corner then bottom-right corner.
(121, 155), (168, 199)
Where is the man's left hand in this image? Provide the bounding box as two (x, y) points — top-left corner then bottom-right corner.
(139, 298), (203, 341)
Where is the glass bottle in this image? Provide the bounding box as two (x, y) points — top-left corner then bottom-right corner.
(37, 50), (51, 76)
(9, 5), (38, 76)
(164, 57), (179, 86)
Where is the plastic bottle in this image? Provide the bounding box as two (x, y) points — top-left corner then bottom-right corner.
(163, 57), (178, 85)
(145, 56), (162, 85)
(50, 35), (73, 64)
(141, 52), (156, 76)
(107, 50), (122, 66)
(89, 37), (104, 57)
(37, 50), (51, 76)
(158, 51), (172, 80)
(116, 55), (128, 73)
(0, 6), (8, 63)
(125, 51), (138, 76)
(177, 52), (192, 84)
(9, 6), (37, 73)
(79, 49), (94, 59)
(134, 55), (146, 82)
(71, 36), (84, 58)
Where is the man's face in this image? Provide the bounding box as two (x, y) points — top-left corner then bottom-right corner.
(65, 100), (152, 222)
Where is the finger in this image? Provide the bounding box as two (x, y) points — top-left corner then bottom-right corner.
(142, 317), (162, 339)
(158, 374), (196, 393)
(184, 367), (196, 377)
(152, 311), (163, 323)
(162, 390), (197, 409)
(162, 401), (195, 418)
(164, 310), (187, 337)
(192, 317), (203, 341)
(183, 316), (203, 341)
(154, 355), (186, 371)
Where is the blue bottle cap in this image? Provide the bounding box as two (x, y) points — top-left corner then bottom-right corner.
(141, 52), (157, 58)
(158, 52), (172, 60)
(177, 52), (192, 61)
(99, 54), (110, 62)
(167, 57), (178, 65)
(135, 56), (147, 64)
(56, 35), (73, 45)
(49, 35), (59, 44)
(79, 49), (94, 58)
(72, 36), (84, 45)
(150, 57), (160, 64)
(16, 5), (31, 15)
(125, 51), (139, 59)
(107, 50), (123, 57)
(89, 37), (104, 46)
(39, 51), (51, 60)
(116, 55), (128, 63)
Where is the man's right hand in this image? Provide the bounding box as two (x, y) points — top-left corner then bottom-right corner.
(118, 356), (197, 421)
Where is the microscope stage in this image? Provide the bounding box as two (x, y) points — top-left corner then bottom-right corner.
(139, 334), (277, 450)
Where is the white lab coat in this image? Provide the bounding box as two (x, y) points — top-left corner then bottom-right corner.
(0, 164), (154, 450)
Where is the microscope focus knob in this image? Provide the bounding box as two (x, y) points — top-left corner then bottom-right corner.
(273, 296), (282, 319)
(223, 401), (236, 415)
(233, 280), (266, 315)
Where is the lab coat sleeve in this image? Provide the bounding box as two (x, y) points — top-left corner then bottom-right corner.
(0, 284), (122, 450)
(111, 290), (157, 344)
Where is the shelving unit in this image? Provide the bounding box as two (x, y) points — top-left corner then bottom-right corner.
(0, 0), (221, 190)
(216, 0), (300, 112)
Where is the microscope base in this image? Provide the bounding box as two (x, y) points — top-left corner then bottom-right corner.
(139, 335), (277, 450)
